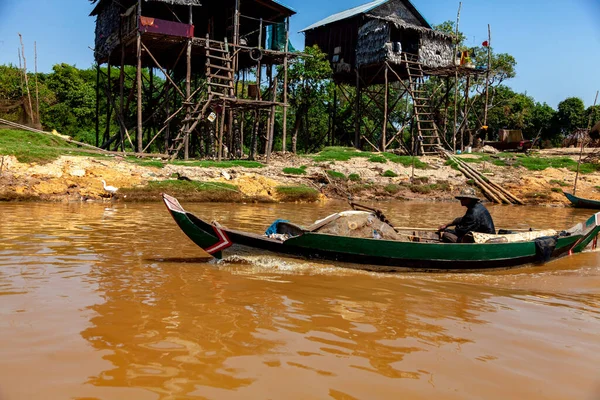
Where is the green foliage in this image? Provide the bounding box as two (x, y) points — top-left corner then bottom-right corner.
(171, 160), (264, 168)
(555, 97), (586, 136)
(382, 170), (398, 177)
(282, 166), (307, 175)
(368, 155), (387, 163)
(551, 187), (563, 193)
(275, 185), (320, 202)
(348, 173), (361, 181)
(326, 170), (346, 180)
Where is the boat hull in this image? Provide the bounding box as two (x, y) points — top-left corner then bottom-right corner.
(164, 194), (600, 271)
(564, 191), (600, 209)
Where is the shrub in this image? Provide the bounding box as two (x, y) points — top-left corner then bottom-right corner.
(382, 170), (398, 177)
(551, 187), (563, 193)
(384, 184), (400, 194)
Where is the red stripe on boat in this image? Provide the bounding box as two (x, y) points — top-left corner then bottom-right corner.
(205, 226), (232, 254)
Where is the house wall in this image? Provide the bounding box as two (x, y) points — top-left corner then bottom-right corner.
(94, 0), (126, 60)
(304, 19), (359, 75)
(356, 19), (389, 68)
(419, 36), (454, 68)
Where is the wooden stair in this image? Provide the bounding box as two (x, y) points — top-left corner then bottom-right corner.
(404, 53), (442, 155)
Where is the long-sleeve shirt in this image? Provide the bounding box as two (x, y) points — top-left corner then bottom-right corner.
(451, 202), (496, 238)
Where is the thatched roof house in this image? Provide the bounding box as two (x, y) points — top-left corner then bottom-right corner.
(300, 0), (453, 83)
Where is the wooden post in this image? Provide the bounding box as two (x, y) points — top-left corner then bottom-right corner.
(18, 34), (34, 125)
(184, 5), (193, 159)
(282, 17), (289, 153)
(33, 41), (40, 127)
(483, 24), (491, 140)
(165, 69), (170, 152)
(382, 65), (388, 151)
(355, 69), (361, 149)
(218, 103), (227, 161)
(267, 77), (277, 163)
(453, 2), (462, 153)
(462, 74), (470, 150)
(120, 21), (126, 151)
(332, 84), (337, 146)
(136, 1), (143, 153)
(95, 64), (100, 147)
(104, 58), (112, 145)
(574, 90), (599, 195)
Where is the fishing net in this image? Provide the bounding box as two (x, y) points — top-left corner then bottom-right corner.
(312, 211), (401, 240)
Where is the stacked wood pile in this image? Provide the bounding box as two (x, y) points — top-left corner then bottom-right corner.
(442, 150), (524, 205)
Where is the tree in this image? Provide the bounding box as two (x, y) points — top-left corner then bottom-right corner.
(284, 45), (333, 153)
(555, 97), (585, 136)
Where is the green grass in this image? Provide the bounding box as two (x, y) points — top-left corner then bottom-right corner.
(282, 166), (307, 175)
(275, 185), (320, 202)
(348, 173), (361, 182)
(0, 129), (78, 163)
(171, 159), (264, 168)
(145, 180), (238, 192)
(311, 147), (373, 162)
(368, 155), (387, 163)
(383, 153), (429, 169)
(549, 179), (570, 187)
(551, 187), (563, 193)
(128, 159), (165, 168)
(326, 170), (346, 180)
(382, 170), (398, 177)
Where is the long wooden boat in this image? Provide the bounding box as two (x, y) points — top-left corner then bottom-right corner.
(163, 194), (600, 271)
(563, 191), (600, 209)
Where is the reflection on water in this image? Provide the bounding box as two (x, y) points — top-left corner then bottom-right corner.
(0, 201), (600, 399)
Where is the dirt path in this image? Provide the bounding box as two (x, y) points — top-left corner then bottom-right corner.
(1, 150), (599, 206)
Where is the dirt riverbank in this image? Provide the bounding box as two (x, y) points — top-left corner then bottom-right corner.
(1, 149), (599, 206)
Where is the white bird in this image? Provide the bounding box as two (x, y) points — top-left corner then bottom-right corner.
(101, 179), (118, 196)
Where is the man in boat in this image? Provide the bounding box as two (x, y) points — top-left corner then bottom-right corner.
(438, 187), (496, 243)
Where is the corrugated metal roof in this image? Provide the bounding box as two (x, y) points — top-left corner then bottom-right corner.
(299, 0), (388, 32)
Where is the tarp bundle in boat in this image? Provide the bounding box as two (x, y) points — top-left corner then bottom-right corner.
(312, 211), (401, 240)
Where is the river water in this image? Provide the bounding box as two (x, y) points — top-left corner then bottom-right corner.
(1, 200), (599, 400)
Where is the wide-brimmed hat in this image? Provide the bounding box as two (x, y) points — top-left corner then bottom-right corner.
(455, 187), (480, 201)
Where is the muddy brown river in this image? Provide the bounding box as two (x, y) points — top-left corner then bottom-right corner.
(1, 200), (600, 399)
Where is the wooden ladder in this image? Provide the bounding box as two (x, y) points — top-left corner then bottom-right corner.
(404, 53), (442, 155)
(205, 35), (235, 99)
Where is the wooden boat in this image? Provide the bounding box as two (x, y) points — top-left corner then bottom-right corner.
(163, 193), (600, 271)
(563, 191), (600, 209)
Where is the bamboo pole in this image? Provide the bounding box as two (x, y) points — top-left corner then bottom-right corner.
(266, 77), (277, 163)
(18, 34), (34, 125)
(574, 90), (599, 195)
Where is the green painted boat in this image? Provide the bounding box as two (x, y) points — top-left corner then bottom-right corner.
(163, 193), (600, 271)
(563, 191), (600, 209)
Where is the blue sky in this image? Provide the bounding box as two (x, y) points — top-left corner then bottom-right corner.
(0, 0), (599, 108)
